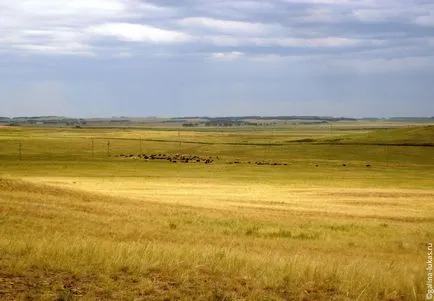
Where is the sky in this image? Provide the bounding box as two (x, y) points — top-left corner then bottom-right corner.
(0, 0), (433, 118)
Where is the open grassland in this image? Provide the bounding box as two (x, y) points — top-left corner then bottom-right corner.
(0, 123), (433, 300)
(318, 126), (434, 146)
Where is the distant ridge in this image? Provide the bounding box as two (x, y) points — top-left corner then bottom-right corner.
(1, 115), (433, 126)
(319, 125), (434, 146)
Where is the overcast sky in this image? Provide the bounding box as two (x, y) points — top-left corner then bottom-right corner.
(0, 0), (433, 118)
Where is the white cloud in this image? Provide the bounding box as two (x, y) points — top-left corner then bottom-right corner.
(0, 0), (432, 64)
(0, 0), (180, 55)
(210, 51), (244, 60)
(13, 42), (93, 56)
(0, 27), (94, 55)
(206, 35), (361, 47)
(179, 17), (282, 36)
(87, 22), (193, 43)
(273, 37), (359, 47)
(0, 0), (168, 23)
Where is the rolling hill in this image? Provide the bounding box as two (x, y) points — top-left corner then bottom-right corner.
(320, 125), (434, 146)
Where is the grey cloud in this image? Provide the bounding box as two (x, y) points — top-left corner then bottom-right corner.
(1, 0), (433, 62)
(0, 0), (434, 118)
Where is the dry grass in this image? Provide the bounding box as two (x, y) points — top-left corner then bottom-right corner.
(0, 124), (433, 300)
(1, 177), (432, 300)
(23, 176), (434, 220)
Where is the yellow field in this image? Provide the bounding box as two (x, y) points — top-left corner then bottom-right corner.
(0, 124), (433, 300)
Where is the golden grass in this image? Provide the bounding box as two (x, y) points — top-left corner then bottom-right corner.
(0, 124), (433, 300)
(23, 176), (434, 220)
(1, 177), (432, 300)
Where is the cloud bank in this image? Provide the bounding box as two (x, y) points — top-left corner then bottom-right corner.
(0, 0), (433, 117)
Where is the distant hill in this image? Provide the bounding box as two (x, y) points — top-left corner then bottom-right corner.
(322, 125), (434, 146)
(180, 116), (357, 122)
(3, 115), (433, 129)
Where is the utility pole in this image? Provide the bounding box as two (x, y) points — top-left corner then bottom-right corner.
(269, 124), (275, 159)
(178, 130), (181, 154)
(386, 144), (390, 168)
(263, 143), (267, 161)
(18, 140), (22, 160)
(107, 140), (111, 157)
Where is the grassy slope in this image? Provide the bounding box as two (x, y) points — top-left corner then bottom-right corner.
(0, 125), (433, 167)
(0, 124), (433, 300)
(320, 125), (434, 146)
(1, 178), (433, 301)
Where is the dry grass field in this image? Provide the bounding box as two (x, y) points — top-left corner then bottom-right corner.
(0, 123), (433, 300)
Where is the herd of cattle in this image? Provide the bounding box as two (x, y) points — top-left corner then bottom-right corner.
(118, 153), (288, 166)
(227, 161), (288, 166)
(118, 153), (214, 164)
(118, 153), (372, 167)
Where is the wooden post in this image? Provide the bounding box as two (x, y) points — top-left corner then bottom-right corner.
(386, 144), (390, 168)
(18, 141), (22, 160)
(91, 139), (94, 159)
(178, 130), (181, 153)
(107, 140), (111, 157)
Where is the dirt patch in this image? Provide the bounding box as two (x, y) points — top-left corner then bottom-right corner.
(0, 268), (96, 301)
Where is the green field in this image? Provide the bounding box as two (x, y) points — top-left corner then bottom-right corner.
(0, 123), (433, 300)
